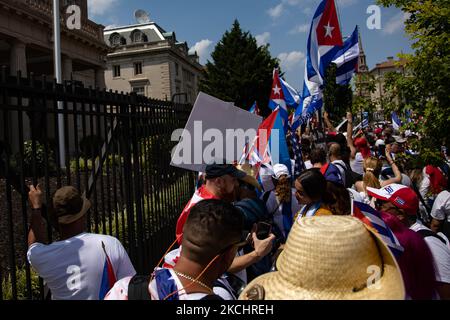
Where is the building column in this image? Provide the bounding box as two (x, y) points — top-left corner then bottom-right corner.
(95, 67), (106, 89)
(62, 56), (73, 81)
(10, 39), (27, 76)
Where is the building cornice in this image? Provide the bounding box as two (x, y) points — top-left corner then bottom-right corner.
(0, 0), (109, 52)
(107, 44), (203, 72)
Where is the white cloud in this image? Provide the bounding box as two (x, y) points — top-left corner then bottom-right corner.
(189, 39), (213, 64)
(302, 7), (313, 15)
(383, 12), (411, 34)
(267, 3), (284, 19)
(104, 24), (119, 30)
(88, 0), (119, 16)
(255, 32), (271, 47)
(289, 24), (310, 34)
(277, 51), (305, 71)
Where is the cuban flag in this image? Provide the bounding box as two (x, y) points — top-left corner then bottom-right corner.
(392, 111), (402, 131)
(99, 241), (117, 300)
(362, 111), (369, 128)
(352, 201), (404, 258)
(280, 78), (301, 110)
(244, 108), (292, 175)
(269, 69), (290, 132)
(306, 0), (343, 85)
(292, 0), (343, 130)
(332, 25), (360, 85)
(249, 101), (260, 115)
(291, 73), (323, 130)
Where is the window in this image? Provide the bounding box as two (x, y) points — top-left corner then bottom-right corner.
(113, 65), (121, 78)
(182, 68), (194, 83)
(132, 87), (145, 96)
(134, 62), (143, 75)
(175, 63), (179, 77)
(131, 30), (147, 43)
(109, 33), (122, 47)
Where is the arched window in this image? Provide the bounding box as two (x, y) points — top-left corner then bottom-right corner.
(130, 29), (147, 43)
(109, 33), (122, 47)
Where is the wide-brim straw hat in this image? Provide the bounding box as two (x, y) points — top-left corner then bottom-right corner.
(236, 163), (262, 191)
(239, 216), (405, 300)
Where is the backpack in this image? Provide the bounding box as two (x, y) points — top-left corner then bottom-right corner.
(334, 162), (356, 188)
(127, 275), (224, 300)
(416, 229), (447, 245)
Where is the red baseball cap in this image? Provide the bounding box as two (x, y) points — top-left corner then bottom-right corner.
(366, 184), (419, 216)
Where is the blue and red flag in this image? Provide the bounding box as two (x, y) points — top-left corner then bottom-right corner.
(99, 241), (117, 300)
(269, 69), (290, 132)
(243, 108), (292, 177)
(352, 201), (404, 258)
(332, 25), (360, 85)
(249, 101), (260, 116)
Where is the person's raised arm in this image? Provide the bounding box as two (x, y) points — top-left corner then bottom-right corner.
(28, 185), (46, 247)
(323, 111), (336, 133)
(380, 144), (402, 186)
(346, 112), (356, 159)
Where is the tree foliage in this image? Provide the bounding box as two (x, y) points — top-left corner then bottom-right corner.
(323, 64), (353, 123)
(377, 0), (450, 164)
(198, 20), (279, 117)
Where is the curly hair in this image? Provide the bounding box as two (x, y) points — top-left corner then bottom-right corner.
(275, 175), (292, 203)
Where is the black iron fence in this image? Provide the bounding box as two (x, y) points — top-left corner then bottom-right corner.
(0, 68), (195, 299)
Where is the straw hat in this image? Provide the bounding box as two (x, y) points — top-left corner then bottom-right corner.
(239, 216), (405, 300)
(236, 163), (262, 191)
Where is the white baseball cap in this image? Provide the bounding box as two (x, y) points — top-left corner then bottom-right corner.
(272, 164), (290, 179)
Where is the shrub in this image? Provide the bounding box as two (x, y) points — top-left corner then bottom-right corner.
(2, 266), (41, 300)
(18, 140), (57, 177)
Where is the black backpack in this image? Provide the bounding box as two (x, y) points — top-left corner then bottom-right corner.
(127, 275), (224, 300)
(416, 229), (447, 245)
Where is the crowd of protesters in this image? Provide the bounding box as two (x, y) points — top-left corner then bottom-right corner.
(26, 112), (450, 300)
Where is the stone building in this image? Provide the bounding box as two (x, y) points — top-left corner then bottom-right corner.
(104, 21), (204, 103)
(0, 0), (108, 86)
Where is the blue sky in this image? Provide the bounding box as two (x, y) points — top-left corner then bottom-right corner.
(88, 0), (413, 90)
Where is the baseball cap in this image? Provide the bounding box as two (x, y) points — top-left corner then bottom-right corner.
(272, 164), (291, 179)
(205, 163), (247, 179)
(393, 136), (407, 144)
(53, 186), (91, 225)
(366, 184), (419, 216)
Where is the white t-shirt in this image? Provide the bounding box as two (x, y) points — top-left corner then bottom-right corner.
(375, 139), (385, 148)
(304, 160), (313, 170)
(351, 152), (364, 176)
(431, 191), (450, 223)
(105, 269), (234, 300)
(263, 188), (301, 238)
(410, 222), (450, 284)
(27, 233), (136, 300)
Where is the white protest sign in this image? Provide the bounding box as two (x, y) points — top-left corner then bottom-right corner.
(170, 92), (263, 172)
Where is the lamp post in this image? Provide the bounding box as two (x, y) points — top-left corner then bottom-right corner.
(53, 0), (66, 168)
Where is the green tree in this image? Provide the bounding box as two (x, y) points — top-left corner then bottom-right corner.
(352, 73), (377, 119)
(323, 64), (353, 123)
(378, 0), (450, 164)
(199, 20), (279, 117)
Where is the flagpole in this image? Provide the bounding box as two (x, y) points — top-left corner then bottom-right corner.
(53, 0), (66, 168)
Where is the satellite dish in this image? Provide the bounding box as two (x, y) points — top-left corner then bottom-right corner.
(134, 9), (150, 24)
